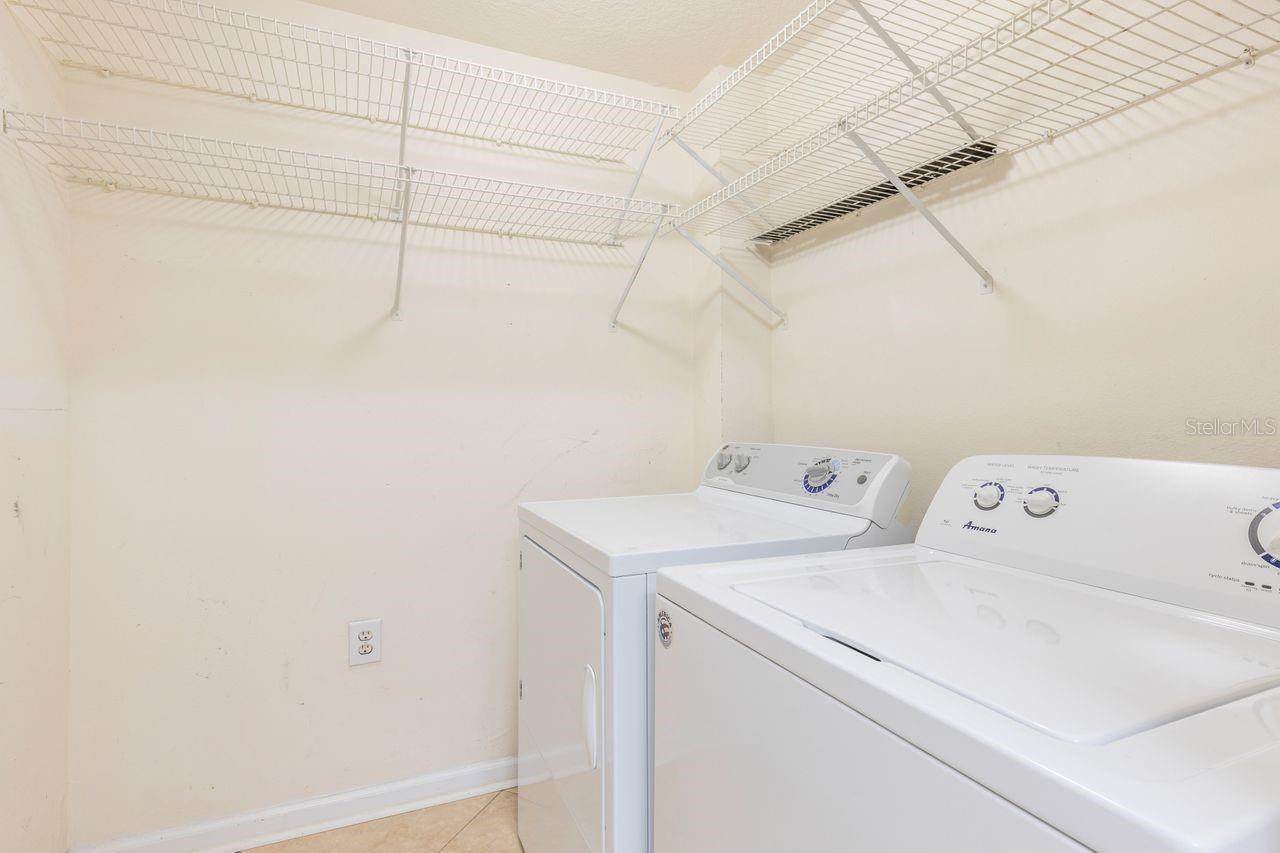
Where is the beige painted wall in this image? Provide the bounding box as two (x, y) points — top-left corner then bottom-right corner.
(683, 68), (778, 461)
(0, 7), (70, 852)
(769, 57), (1280, 524)
(18, 0), (1280, 844)
(59, 0), (698, 845)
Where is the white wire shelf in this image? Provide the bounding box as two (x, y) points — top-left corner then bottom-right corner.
(402, 171), (669, 244)
(679, 0), (1280, 243)
(7, 0), (679, 162)
(1, 111), (672, 244)
(667, 0), (1028, 161)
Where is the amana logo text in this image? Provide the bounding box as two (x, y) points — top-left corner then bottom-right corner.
(962, 521), (998, 534)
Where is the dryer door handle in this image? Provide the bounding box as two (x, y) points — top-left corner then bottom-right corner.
(582, 664), (598, 771)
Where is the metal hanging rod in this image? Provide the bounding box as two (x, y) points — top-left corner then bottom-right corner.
(6, 0), (679, 163)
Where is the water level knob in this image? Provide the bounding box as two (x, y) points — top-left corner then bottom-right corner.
(715, 451), (733, 471)
(974, 483), (1004, 510)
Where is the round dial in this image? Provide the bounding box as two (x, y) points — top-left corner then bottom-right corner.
(973, 482), (1005, 511)
(1024, 487), (1060, 518)
(803, 458), (841, 494)
(1249, 502), (1280, 569)
(733, 454), (751, 473)
(715, 451), (733, 471)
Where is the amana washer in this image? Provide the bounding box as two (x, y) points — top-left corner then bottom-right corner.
(516, 443), (913, 853)
(655, 454), (1280, 852)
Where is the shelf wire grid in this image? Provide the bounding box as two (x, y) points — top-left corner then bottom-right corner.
(2, 110), (403, 218)
(2, 111), (673, 243)
(6, 0), (678, 162)
(667, 0), (1028, 161)
(679, 0), (1280, 243)
(403, 171), (671, 245)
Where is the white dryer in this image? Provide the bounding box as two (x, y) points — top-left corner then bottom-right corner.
(516, 443), (913, 853)
(655, 455), (1280, 853)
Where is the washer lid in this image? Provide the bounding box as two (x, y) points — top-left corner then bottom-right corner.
(735, 558), (1280, 744)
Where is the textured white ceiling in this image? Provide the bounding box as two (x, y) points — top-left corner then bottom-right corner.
(306, 0), (804, 90)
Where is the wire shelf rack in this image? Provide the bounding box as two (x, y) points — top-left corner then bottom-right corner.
(404, 171), (670, 244)
(6, 0), (679, 162)
(1, 111), (672, 244)
(667, 0), (1028, 161)
(679, 0), (1280, 243)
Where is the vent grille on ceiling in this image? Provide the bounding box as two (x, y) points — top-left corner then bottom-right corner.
(752, 141), (998, 244)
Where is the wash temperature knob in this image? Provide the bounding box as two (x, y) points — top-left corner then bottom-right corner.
(1025, 489), (1060, 517)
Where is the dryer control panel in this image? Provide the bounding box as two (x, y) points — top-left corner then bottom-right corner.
(701, 443), (910, 530)
(919, 455), (1280, 630)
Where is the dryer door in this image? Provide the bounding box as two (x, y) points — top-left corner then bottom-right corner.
(518, 539), (605, 853)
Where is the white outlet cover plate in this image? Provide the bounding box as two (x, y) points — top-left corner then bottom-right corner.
(349, 618), (382, 665)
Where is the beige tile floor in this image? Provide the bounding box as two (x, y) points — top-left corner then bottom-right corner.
(248, 788), (521, 853)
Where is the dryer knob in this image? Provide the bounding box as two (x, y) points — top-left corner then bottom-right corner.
(805, 461), (832, 482)
(805, 458), (840, 483)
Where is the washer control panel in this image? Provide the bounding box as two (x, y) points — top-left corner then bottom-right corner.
(702, 443), (910, 529)
(920, 455), (1280, 630)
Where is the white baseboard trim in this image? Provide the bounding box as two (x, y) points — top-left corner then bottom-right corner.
(71, 756), (517, 853)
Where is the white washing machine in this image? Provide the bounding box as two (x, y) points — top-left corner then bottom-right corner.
(655, 455), (1280, 853)
(516, 443), (913, 853)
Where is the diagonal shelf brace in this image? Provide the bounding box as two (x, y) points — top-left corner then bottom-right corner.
(844, 128), (992, 293)
(610, 114), (666, 242)
(674, 225), (788, 326)
(845, 0), (979, 142)
(390, 167), (416, 321)
(609, 209), (670, 330)
(669, 133), (777, 247)
(390, 49), (417, 320)
(671, 134), (731, 186)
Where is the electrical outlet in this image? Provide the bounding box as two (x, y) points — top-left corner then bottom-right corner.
(349, 618), (382, 665)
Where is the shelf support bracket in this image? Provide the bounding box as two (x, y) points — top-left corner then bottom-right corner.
(390, 168), (416, 321)
(669, 133), (776, 250)
(844, 0), (979, 142)
(844, 128), (993, 294)
(670, 134), (731, 186)
(674, 225), (787, 326)
(610, 114), (666, 242)
(609, 209), (669, 330)
(391, 50), (417, 320)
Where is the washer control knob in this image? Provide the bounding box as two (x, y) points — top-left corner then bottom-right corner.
(715, 451), (733, 471)
(974, 482), (1004, 510)
(1025, 487), (1060, 518)
(733, 454), (751, 473)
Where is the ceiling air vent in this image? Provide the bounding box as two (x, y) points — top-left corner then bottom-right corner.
(752, 141), (997, 244)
